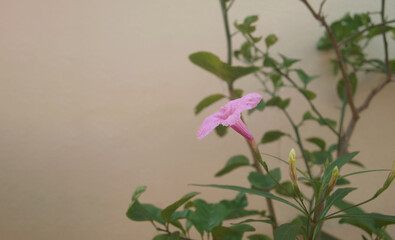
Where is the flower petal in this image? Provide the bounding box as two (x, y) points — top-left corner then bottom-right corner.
(197, 111), (224, 139)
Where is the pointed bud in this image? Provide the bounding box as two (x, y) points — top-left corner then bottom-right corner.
(288, 148), (297, 185)
(327, 166), (339, 193)
(375, 162), (395, 197)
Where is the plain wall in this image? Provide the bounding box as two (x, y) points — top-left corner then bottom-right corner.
(0, 0), (394, 239)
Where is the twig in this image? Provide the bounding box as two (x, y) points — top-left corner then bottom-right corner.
(338, 19), (395, 46)
(299, 0), (359, 121)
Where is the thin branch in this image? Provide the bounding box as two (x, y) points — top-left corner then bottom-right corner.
(338, 19), (395, 46)
(299, 0), (359, 121)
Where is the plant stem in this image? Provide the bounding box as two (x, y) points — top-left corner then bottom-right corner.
(338, 19), (395, 46)
(220, 0), (232, 66)
(219, 0), (278, 230)
(299, 0), (359, 121)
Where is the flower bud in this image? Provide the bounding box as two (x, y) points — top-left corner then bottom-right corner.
(288, 148), (297, 185)
(375, 162), (395, 197)
(327, 166), (339, 193)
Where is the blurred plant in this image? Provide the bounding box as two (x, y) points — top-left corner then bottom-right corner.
(126, 0), (395, 239)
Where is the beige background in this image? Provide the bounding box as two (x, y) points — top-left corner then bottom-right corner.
(1, 0), (394, 239)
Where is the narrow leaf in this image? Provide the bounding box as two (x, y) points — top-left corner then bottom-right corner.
(261, 130), (288, 144)
(161, 192), (199, 222)
(195, 94), (225, 115)
(274, 223), (300, 240)
(215, 155), (250, 177)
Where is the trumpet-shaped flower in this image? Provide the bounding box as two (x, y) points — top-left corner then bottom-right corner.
(198, 93), (262, 141)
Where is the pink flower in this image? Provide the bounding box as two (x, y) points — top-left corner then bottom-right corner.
(198, 93), (262, 141)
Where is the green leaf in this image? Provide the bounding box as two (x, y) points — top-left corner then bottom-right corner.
(263, 55), (278, 67)
(316, 118), (337, 129)
(310, 151), (329, 165)
(248, 234), (271, 240)
(234, 15), (259, 35)
(126, 201), (165, 224)
(274, 181), (295, 197)
(274, 223), (300, 240)
(132, 186), (147, 201)
(248, 168), (281, 190)
(336, 73), (358, 101)
(294, 69), (317, 86)
(303, 111), (315, 121)
(266, 96), (290, 109)
(220, 193), (260, 219)
(186, 199), (230, 234)
(233, 219), (273, 225)
(248, 100), (265, 115)
(299, 88), (316, 100)
(265, 34), (278, 48)
(320, 231), (340, 240)
(234, 89), (244, 98)
(189, 51), (259, 84)
(212, 224), (255, 240)
(193, 184), (304, 213)
(126, 186), (166, 225)
(161, 192), (199, 222)
(306, 137), (326, 151)
(215, 155), (250, 177)
(153, 232), (181, 240)
(261, 130), (288, 144)
(195, 94), (225, 115)
(334, 200), (392, 239)
(319, 187), (357, 220)
(280, 54), (300, 68)
(215, 125), (228, 137)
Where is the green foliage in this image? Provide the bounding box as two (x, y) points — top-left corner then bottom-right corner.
(248, 168), (281, 190)
(215, 155), (250, 177)
(266, 96), (290, 109)
(189, 51), (259, 84)
(248, 99), (265, 115)
(215, 125), (228, 137)
(306, 137), (326, 151)
(161, 192), (199, 222)
(153, 232), (181, 240)
(280, 54), (300, 68)
(273, 223), (300, 240)
(212, 224), (255, 240)
(195, 94), (225, 114)
(293, 69), (317, 87)
(265, 34), (278, 48)
(336, 73), (358, 101)
(248, 234), (271, 240)
(261, 130), (289, 144)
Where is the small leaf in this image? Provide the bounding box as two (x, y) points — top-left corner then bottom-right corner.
(215, 155), (250, 177)
(280, 54), (300, 68)
(274, 181), (295, 197)
(294, 69), (317, 86)
(248, 234), (271, 240)
(266, 96), (290, 109)
(215, 125), (228, 137)
(248, 100), (265, 115)
(195, 94), (225, 115)
(263, 55), (278, 67)
(189, 51), (259, 84)
(299, 88), (316, 100)
(261, 130), (288, 144)
(310, 151), (329, 165)
(274, 223), (300, 240)
(265, 34), (278, 48)
(306, 137), (326, 151)
(319, 187), (357, 220)
(132, 186), (147, 201)
(248, 168), (281, 190)
(234, 89), (244, 98)
(153, 232), (181, 240)
(161, 192), (200, 222)
(336, 73), (358, 101)
(303, 111), (315, 121)
(317, 118), (337, 128)
(194, 184), (304, 213)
